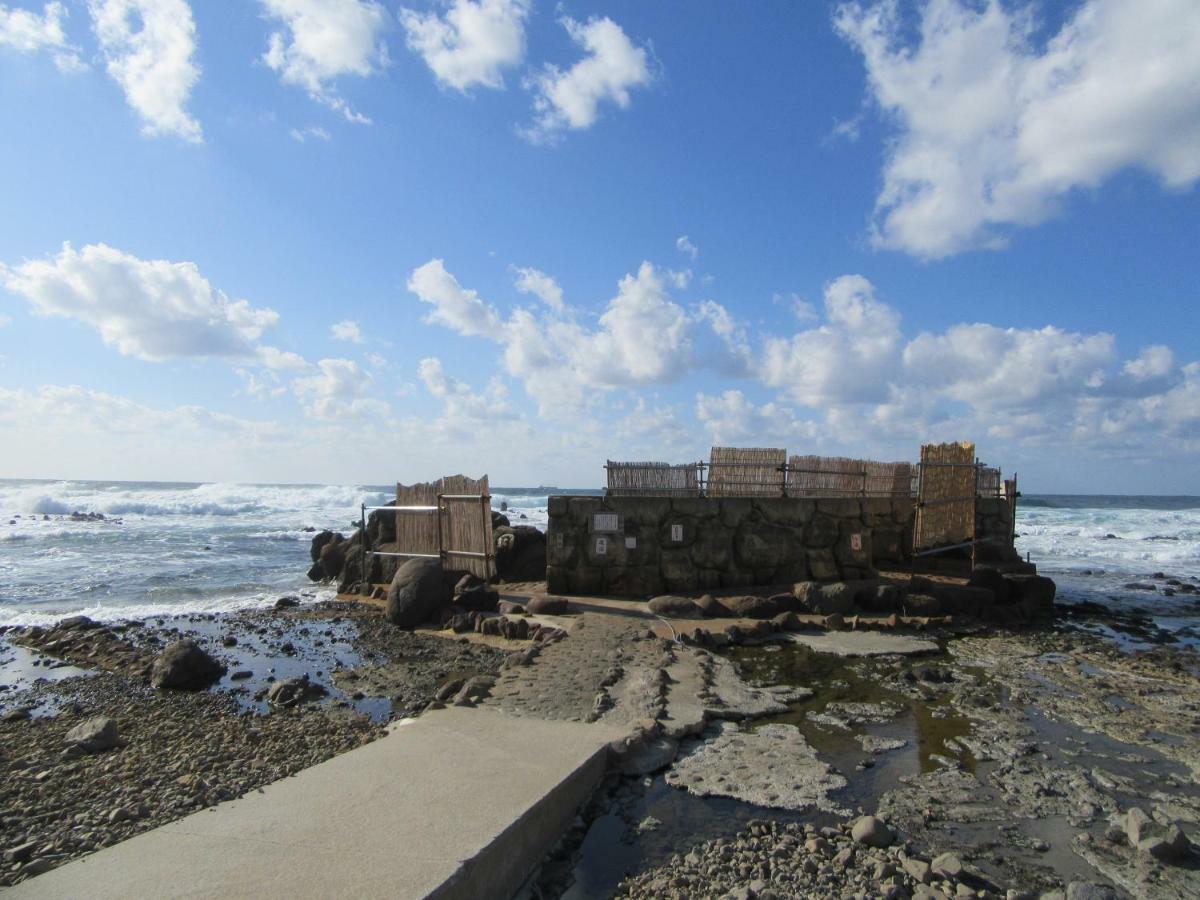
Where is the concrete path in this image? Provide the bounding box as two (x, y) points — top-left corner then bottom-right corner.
(783, 631), (940, 657)
(7, 707), (624, 900)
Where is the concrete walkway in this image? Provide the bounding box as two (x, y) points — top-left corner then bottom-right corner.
(7, 707), (624, 900)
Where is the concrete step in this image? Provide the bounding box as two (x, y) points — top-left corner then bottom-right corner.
(8, 707), (624, 900)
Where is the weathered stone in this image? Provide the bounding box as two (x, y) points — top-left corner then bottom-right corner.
(385, 558), (449, 628)
(861, 498), (893, 527)
(929, 583), (994, 616)
(648, 596), (703, 618)
(545, 564), (570, 594)
(64, 716), (119, 752)
(806, 549), (839, 582)
(967, 566), (1012, 604)
(1006, 574), (1056, 612)
(661, 550), (699, 592)
(526, 594), (569, 615)
(722, 595), (780, 619)
(695, 594), (728, 618)
(903, 858), (932, 884)
(670, 497), (716, 519)
(266, 675), (327, 708)
(734, 522), (800, 569)
(570, 565), (604, 595)
(862, 583), (901, 612)
(817, 498), (862, 519)
(567, 496), (602, 525)
(813, 582), (856, 615)
(719, 498), (753, 528)
(931, 852), (963, 880)
(546, 495), (569, 518)
(871, 525), (907, 563)
(905, 593), (942, 616)
(851, 815), (894, 847)
(804, 515), (840, 548)
(688, 525), (732, 569)
(605, 565), (664, 598)
(756, 498), (814, 527)
(150, 640), (226, 690)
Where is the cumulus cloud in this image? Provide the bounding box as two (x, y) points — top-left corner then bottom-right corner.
(0, 1), (85, 71)
(330, 318), (364, 342)
(523, 15), (651, 142)
(400, 0), (527, 91)
(675, 235), (698, 260)
(407, 257), (503, 337)
(89, 0), (202, 142)
(260, 0), (389, 123)
(762, 274), (902, 406)
(695, 389), (817, 446)
(511, 265), (563, 311)
(418, 356), (509, 420)
(1, 243), (280, 362)
(292, 357), (390, 419)
(836, 0), (1200, 258)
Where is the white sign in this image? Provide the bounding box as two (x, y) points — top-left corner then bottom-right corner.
(625, 536), (637, 549)
(593, 513), (619, 532)
(850, 533), (862, 551)
(595, 537), (607, 555)
(670, 523), (683, 542)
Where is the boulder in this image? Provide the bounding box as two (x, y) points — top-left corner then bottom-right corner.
(851, 815), (894, 848)
(316, 537), (346, 581)
(1007, 574), (1057, 614)
(721, 595), (780, 619)
(929, 583), (995, 616)
(150, 640), (225, 690)
(793, 581), (821, 612)
(768, 592), (801, 612)
(495, 526), (547, 581)
(386, 558), (450, 628)
(930, 852), (963, 880)
(812, 583), (856, 615)
(694, 593), (728, 618)
(64, 716), (119, 752)
(452, 574), (500, 612)
(967, 566), (1012, 605)
(309, 530), (339, 564)
(526, 594), (569, 615)
(647, 596), (703, 618)
(267, 675), (327, 708)
(904, 594), (941, 617)
(497, 600), (526, 616)
(861, 584), (901, 613)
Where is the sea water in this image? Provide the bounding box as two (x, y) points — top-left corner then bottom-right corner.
(1, 480), (1197, 638)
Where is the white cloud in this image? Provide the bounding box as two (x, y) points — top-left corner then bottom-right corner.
(407, 257), (503, 337)
(666, 268), (692, 290)
(400, 0), (527, 92)
(761, 274), (903, 406)
(0, 1), (85, 71)
(330, 318), (365, 342)
(1, 243), (279, 362)
(695, 389), (817, 446)
(523, 15), (651, 142)
(89, 0), (202, 142)
(418, 356), (508, 420)
(260, 0), (389, 123)
(675, 235), (698, 260)
(0, 384), (280, 438)
(289, 124), (331, 142)
(235, 368), (287, 400)
(255, 345), (309, 370)
(836, 0), (1200, 258)
(1123, 345), (1174, 381)
(292, 357), (389, 419)
(511, 265), (563, 311)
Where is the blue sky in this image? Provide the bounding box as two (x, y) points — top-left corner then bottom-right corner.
(1, 0), (1198, 491)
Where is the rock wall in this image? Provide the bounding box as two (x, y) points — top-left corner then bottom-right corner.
(546, 495), (1017, 597)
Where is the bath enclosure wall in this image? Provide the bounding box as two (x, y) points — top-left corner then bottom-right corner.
(545, 495), (1016, 597)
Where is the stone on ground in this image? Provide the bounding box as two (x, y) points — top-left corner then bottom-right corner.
(385, 558), (449, 628)
(150, 640), (225, 690)
(64, 716), (120, 752)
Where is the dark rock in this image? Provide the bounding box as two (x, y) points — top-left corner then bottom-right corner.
(452, 581), (500, 612)
(767, 592), (801, 612)
(967, 566), (1012, 604)
(385, 559), (450, 628)
(693, 593), (727, 617)
(309, 530), (340, 565)
(497, 600), (526, 616)
(491, 510), (510, 529)
(274, 596), (300, 610)
(721, 595), (780, 619)
(2, 708), (31, 722)
(861, 584), (901, 613)
(648, 596), (703, 618)
(150, 640), (226, 690)
(64, 716), (119, 752)
(526, 594), (569, 615)
(904, 594), (941, 616)
(812, 583), (855, 615)
(57, 615), (100, 631)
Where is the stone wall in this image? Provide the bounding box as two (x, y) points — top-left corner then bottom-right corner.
(545, 494), (1016, 597)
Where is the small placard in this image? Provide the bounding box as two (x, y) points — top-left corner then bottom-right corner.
(555, 533), (564, 549)
(592, 512), (620, 532)
(850, 533), (863, 551)
(670, 523), (683, 542)
(625, 536), (637, 549)
(595, 537), (608, 555)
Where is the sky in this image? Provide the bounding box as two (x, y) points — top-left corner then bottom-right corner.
(0, 0), (1198, 492)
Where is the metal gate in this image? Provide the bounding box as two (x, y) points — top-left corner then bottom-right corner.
(913, 442), (978, 558)
(360, 474), (495, 584)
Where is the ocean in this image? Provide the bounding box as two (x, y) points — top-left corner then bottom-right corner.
(1, 480), (1197, 641)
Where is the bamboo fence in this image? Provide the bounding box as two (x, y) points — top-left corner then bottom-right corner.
(606, 461), (702, 497)
(786, 455), (914, 498)
(705, 446), (787, 497)
(913, 442), (976, 552)
(394, 474), (493, 578)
